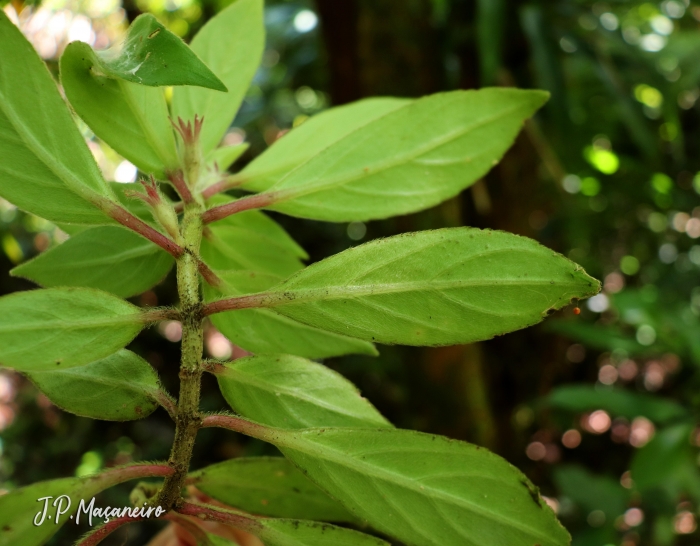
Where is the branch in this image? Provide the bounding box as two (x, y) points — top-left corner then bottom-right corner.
(102, 200), (185, 259)
(197, 259), (222, 287)
(202, 193), (280, 224)
(200, 414), (271, 442)
(98, 462), (175, 486)
(201, 294), (272, 317)
(168, 170), (194, 204)
(141, 307), (182, 323)
(201, 174), (248, 199)
(75, 515), (143, 546)
(176, 501), (260, 533)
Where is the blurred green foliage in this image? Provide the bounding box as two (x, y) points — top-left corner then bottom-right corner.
(1, 0), (700, 544)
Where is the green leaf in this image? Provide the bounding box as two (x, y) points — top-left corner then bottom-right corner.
(0, 478), (90, 546)
(253, 89), (548, 222)
(172, 0), (264, 154)
(553, 465), (629, 522)
(0, 12), (114, 224)
(111, 182), (159, 225)
(543, 385), (687, 424)
(201, 197), (306, 277)
(207, 143), (249, 173)
(0, 470), (138, 546)
(0, 288), (146, 372)
(11, 226), (174, 298)
(257, 519), (389, 546)
(90, 14), (226, 90)
(27, 350), (165, 421)
(190, 457), (355, 522)
(212, 354), (391, 429)
(204, 270), (377, 359)
(630, 423), (700, 498)
(269, 428), (569, 546)
(222, 228), (599, 346)
(240, 98), (411, 192)
(60, 42), (179, 177)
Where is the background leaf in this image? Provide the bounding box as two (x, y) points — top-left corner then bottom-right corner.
(27, 350), (166, 421)
(171, 0), (264, 154)
(272, 427), (570, 546)
(0, 288), (145, 371)
(239, 97), (411, 192)
(204, 271), (377, 359)
(250, 89), (547, 222)
(190, 457), (355, 522)
(212, 354), (391, 429)
(207, 143), (249, 173)
(228, 228), (599, 346)
(94, 13), (226, 89)
(11, 226), (174, 298)
(543, 385), (687, 424)
(0, 11), (113, 224)
(60, 42), (179, 177)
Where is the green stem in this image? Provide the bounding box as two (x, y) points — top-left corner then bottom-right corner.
(157, 201), (205, 511)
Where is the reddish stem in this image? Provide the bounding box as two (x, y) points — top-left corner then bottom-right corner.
(200, 414), (270, 442)
(75, 516), (143, 546)
(168, 170), (194, 204)
(201, 294), (270, 317)
(202, 193), (280, 224)
(197, 259), (222, 288)
(176, 501), (260, 533)
(201, 175), (248, 199)
(99, 462), (175, 485)
(105, 202), (184, 259)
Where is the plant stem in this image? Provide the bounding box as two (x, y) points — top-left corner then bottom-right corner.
(157, 201), (205, 511)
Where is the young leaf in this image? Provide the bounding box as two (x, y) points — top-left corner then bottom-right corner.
(0, 288), (147, 372)
(211, 354), (391, 429)
(0, 11), (114, 224)
(238, 98), (411, 192)
(60, 43), (179, 177)
(189, 457), (355, 522)
(257, 519), (389, 546)
(11, 226), (174, 298)
(272, 428), (570, 546)
(90, 14), (226, 90)
(237, 89), (548, 222)
(201, 198), (306, 277)
(27, 350), (166, 421)
(207, 228), (600, 346)
(204, 270), (377, 359)
(171, 0), (264, 154)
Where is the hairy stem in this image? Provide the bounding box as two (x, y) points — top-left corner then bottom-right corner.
(157, 201), (205, 511)
(75, 516), (144, 546)
(177, 501), (261, 533)
(201, 192), (280, 224)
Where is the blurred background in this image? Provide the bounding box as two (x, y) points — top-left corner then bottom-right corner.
(1, 0), (700, 544)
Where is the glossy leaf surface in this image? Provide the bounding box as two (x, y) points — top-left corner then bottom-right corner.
(257, 89), (547, 221)
(240, 98), (411, 192)
(205, 271), (377, 359)
(0, 288), (145, 371)
(12, 226), (174, 298)
(27, 350), (164, 421)
(190, 457), (354, 521)
(172, 0), (264, 154)
(0, 12), (113, 224)
(272, 428), (570, 546)
(227, 228), (600, 346)
(213, 354), (390, 429)
(60, 42), (179, 177)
